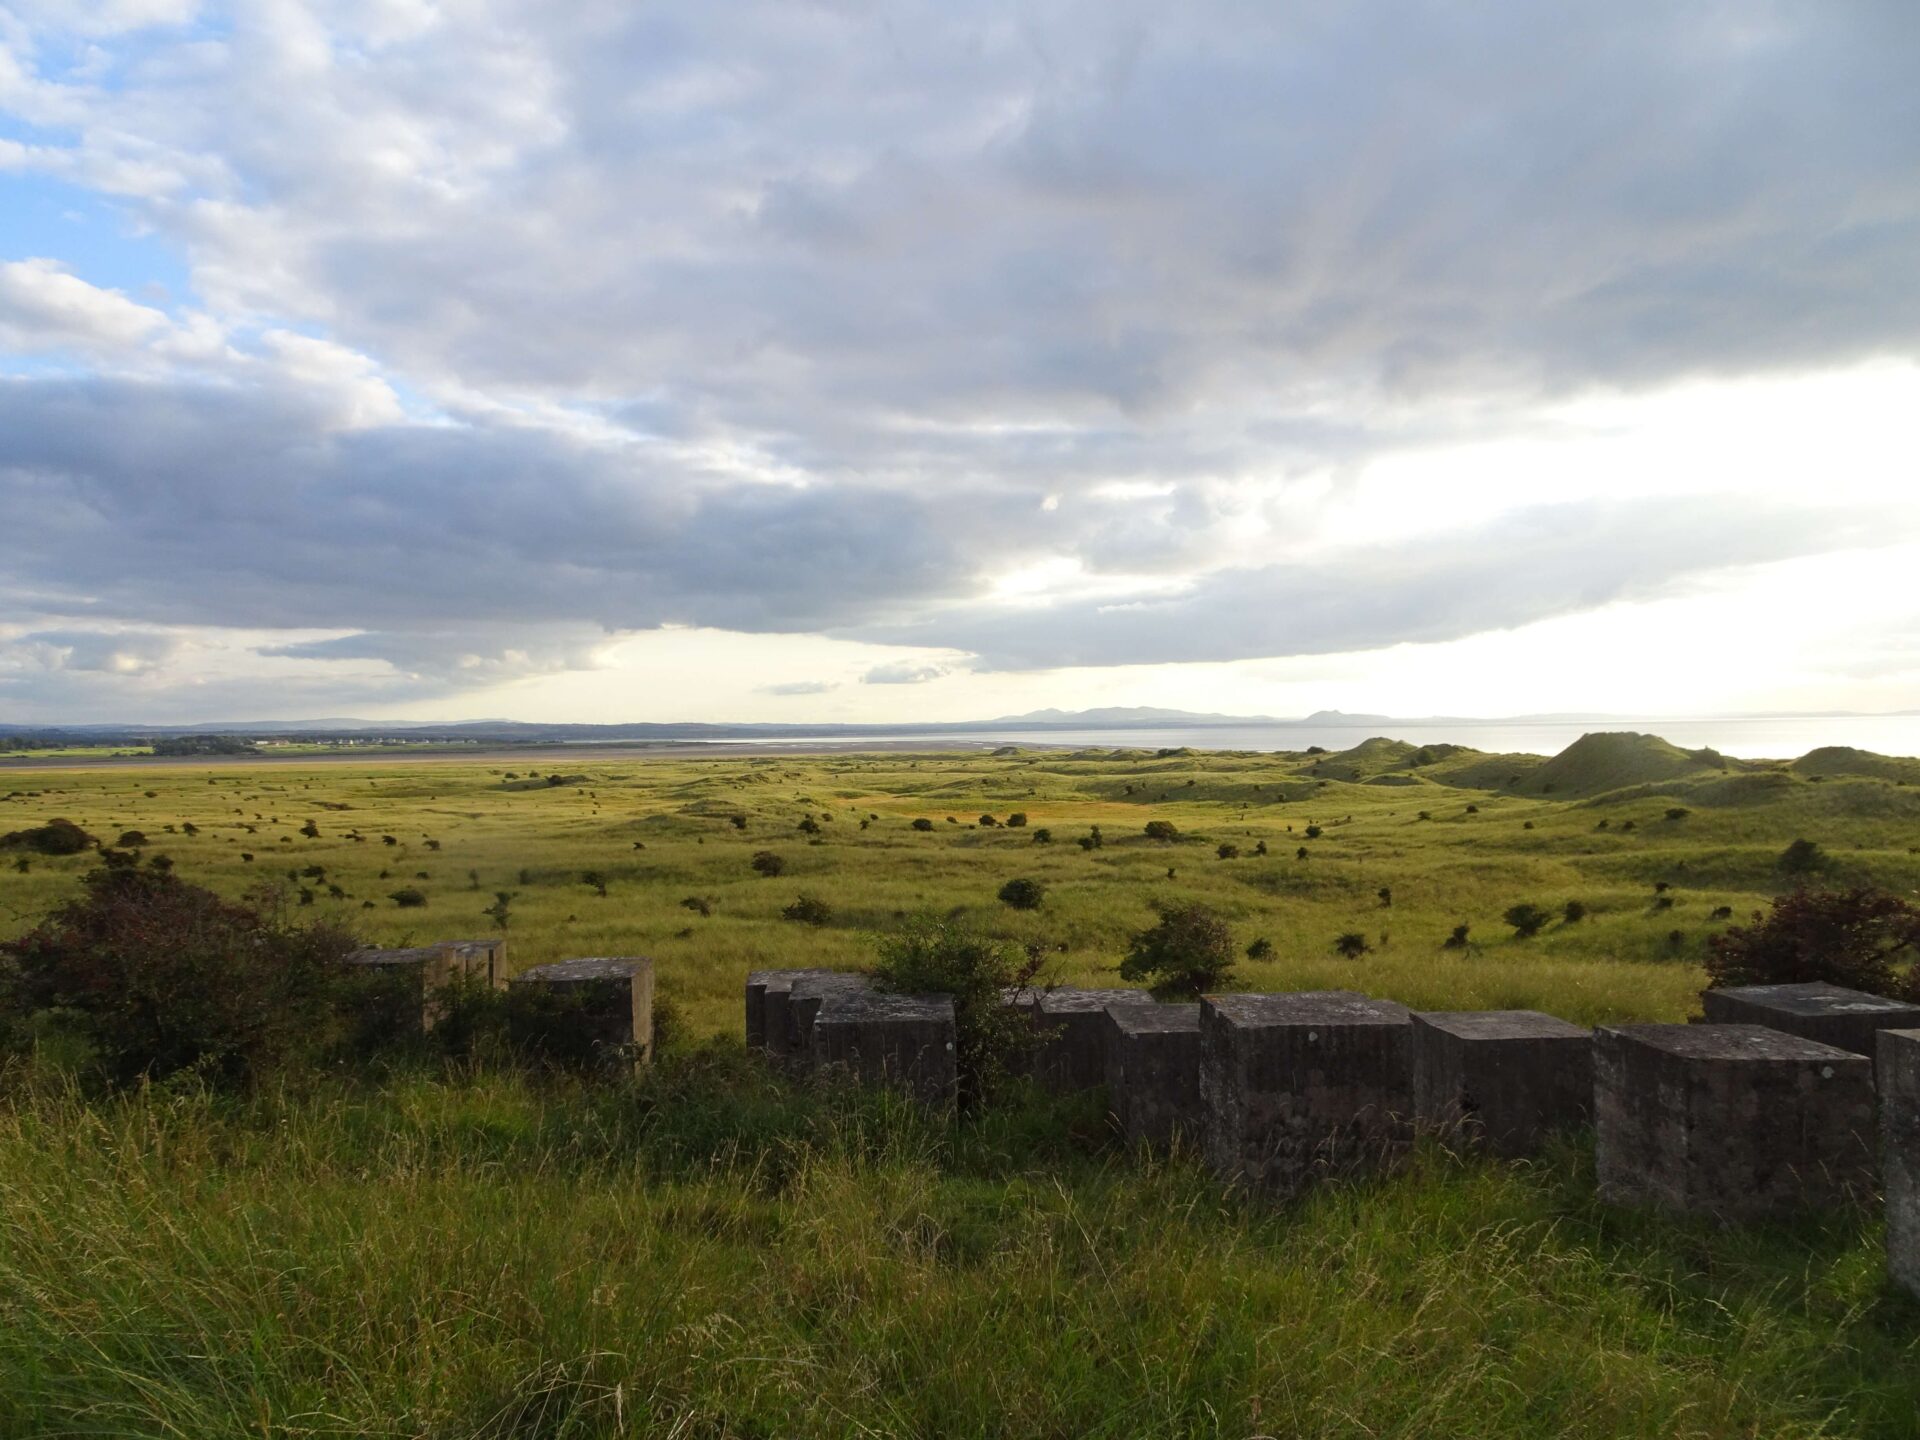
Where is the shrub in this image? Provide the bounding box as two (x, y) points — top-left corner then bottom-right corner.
(1334, 932), (1371, 959)
(581, 870), (609, 898)
(1705, 886), (1920, 994)
(1245, 937), (1274, 960)
(300, 819), (321, 839)
(482, 891), (515, 930)
(750, 851), (785, 877)
(782, 893), (832, 926)
(1778, 838), (1826, 875)
(389, 888), (428, 908)
(797, 817), (821, 835)
(1563, 900), (1588, 924)
(911, 818), (935, 833)
(997, 877), (1046, 910)
(1, 817), (95, 856)
(870, 915), (1041, 1110)
(1377, 886), (1392, 907)
(1504, 904), (1551, 939)
(729, 814), (748, 830)
(1665, 807), (1690, 821)
(1253, 840), (1268, 856)
(1, 862), (355, 1088)
(1442, 923), (1471, 949)
(1005, 813), (1028, 828)
(1216, 842), (1240, 860)
(115, 830), (148, 848)
(1144, 820), (1179, 842)
(1031, 827), (1052, 844)
(1120, 902), (1235, 999)
(977, 814), (998, 828)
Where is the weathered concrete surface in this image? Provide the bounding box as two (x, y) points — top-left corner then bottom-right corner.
(787, 972), (874, 1071)
(1199, 991), (1414, 1195)
(1880, 1029), (1920, 1299)
(509, 957), (655, 1069)
(813, 991), (958, 1106)
(747, 969), (847, 1062)
(1032, 987), (1158, 1094)
(1700, 982), (1920, 1057)
(341, 945), (453, 1031)
(1413, 1010), (1592, 1156)
(1593, 1023), (1874, 1221)
(439, 938), (507, 990)
(1105, 1004), (1203, 1148)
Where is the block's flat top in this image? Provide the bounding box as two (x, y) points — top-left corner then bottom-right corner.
(748, 967), (846, 994)
(816, 990), (954, 1023)
(1710, 981), (1920, 1019)
(440, 938), (502, 952)
(1108, 1003), (1201, 1034)
(344, 945), (441, 967)
(1603, 1022), (1865, 1064)
(1038, 987), (1157, 1015)
(1416, 1009), (1590, 1041)
(515, 957), (650, 984)
(1204, 991), (1407, 1028)
(790, 972), (872, 1001)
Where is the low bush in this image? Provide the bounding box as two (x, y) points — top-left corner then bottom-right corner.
(750, 851), (785, 877)
(782, 893), (832, 926)
(870, 915), (1041, 1110)
(1706, 886), (1920, 994)
(997, 877), (1046, 910)
(1120, 902), (1235, 998)
(1, 818), (95, 856)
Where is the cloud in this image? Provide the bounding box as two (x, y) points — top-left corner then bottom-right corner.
(862, 662), (950, 686)
(0, 259), (171, 353)
(5, 627), (181, 674)
(858, 498), (1905, 671)
(758, 680), (837, 696)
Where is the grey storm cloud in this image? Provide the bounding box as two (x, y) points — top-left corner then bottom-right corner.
(0, 1), (1917, 704)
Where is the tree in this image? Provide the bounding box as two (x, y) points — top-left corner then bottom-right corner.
(911, 818), (935, 833)
(1706, 887), (1920, 994)
(750, 851), (784, 877)
(2, 861), (353, 1088)
(1120, 902), (1235, 998)
(870, 915), (1041, 1110)
(1, 817), (95, 856)
(997, 877), (1046, 910)
(977, 813), (999, 828)
(1503, 903), (1551, 939)
(1005, 813), (1028, 828)
(1144, 820), (1180, 842)
(1303, 824), (1323, 839)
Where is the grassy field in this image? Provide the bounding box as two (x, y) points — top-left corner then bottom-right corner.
(2, 734), (1919, 1436)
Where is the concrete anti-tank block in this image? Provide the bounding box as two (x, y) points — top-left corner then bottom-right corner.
(1032, 987), (1158, 1094)
(1700, 981), (1920, 1057)
(1879, 1029), (1920, 1299)
(747, 969), (848, 1062)
(786, 972), (873, 1071)
(1593, 1023), (1874, 1221)
(1105, 1003), (1203, 1148)
(1413, 1009), (1592, 1156)
(1199, 990), (1414, 1195)
(510, 957), (655, 1070)
(812, 991), (957, 1107)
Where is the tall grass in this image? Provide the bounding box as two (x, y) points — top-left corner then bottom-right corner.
(1, 1049), (1915, 1438)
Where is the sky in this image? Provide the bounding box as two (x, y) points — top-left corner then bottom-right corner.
(1, 1), (1918, 727)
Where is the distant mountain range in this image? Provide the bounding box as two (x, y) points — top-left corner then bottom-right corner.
(2, 705), (1914, 745)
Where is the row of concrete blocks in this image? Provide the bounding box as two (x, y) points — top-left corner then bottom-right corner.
(345, 940), (655, 1064)
(743, 970), (1920, 1293)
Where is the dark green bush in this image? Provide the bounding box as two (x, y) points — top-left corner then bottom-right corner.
(997, 877), (1046, 910)
(782, 893), (832, 926)
(1503, 904), (1551, 939)
(1, 817), (95, 856)
(1120, 902), (1235, 999)
(1, 861), (355, 1088)
(750, 851), (785, 877)
(870, 915), (1041, 1111)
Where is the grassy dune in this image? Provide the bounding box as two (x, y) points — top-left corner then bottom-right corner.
(2, 738), (1919, 1436)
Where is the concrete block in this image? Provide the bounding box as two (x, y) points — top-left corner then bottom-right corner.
(438, 937), (507, 990)
(509, 957), (655, 1070)
(341, 945), (453, 1032)
(812, 991), (958, 1106)
(1032, 987), (1158, 1094)
(1593, 1023), (1874, 1221)
(1199, 991), (1414, 1195)
(1105, 1004), (1203, 1148)
(748, 969), (848, 1062)
(1413, 1010), (1593, 1156)
(1880, 1029), (1920, 1299)
(786, 972), (873, 1071)
(1700, 981), (1920, 1057)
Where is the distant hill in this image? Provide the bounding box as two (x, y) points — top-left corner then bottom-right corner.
(1515, 731), (1738, 798)
(1791, 747), (1920, 783)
